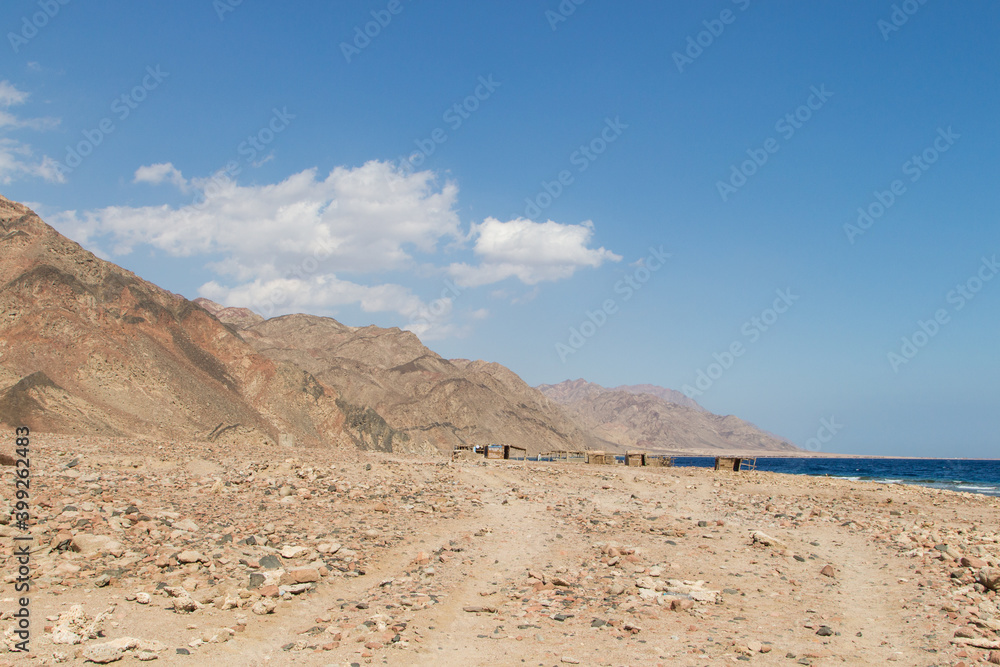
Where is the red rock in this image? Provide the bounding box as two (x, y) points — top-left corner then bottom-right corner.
(289, 568), (320, 583)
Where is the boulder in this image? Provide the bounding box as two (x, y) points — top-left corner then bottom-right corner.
(82, 637), (137, 664)
(71, 534), (125, 557)
(979, 567), (1000, 591)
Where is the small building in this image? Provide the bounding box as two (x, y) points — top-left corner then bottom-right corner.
(485, 443), (505, 459)
(587, 451), (612, 465)
(644, 454), (674, 467)
(503, 444), (527, 461)
(625, 452), (644, 467)
(714, 456), (742, 472)
(451, 444), (479, 461)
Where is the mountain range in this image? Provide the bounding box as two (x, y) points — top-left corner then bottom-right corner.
(537, 379), (798, 454)
(0, 195), (800, 456)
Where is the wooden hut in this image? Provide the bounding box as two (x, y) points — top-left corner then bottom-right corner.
(625, 452), (644, 467)
(644, 454), (674, 467)
(714, 456), (742, 472)
(503, 445), (527, 461)
(587, 451), (612, 465)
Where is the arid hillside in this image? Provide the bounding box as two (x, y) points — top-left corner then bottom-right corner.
(0, 196), (354, 449)
(538, 379), (800, 454)
(197, 303), (612, 456)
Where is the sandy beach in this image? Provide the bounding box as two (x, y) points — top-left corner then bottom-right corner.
(1, 434), (999, 666)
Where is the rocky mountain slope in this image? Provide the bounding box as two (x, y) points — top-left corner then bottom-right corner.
(537, 380), (800, 454)
(0, 196), (354, 448)
(198, 303), (611, 456)
(0, 195), (797, 457)
(537, 378), (704, 412)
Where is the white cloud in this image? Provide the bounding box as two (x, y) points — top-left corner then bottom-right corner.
(133, 162), (189, 191)
(0, 80), (62, 184)
(58, 160), (462, 275)
(0, 81), (28, 107)
(447, 217), (621, 287)
(199, 275), (426, 320)
(53, 160), (621, 339)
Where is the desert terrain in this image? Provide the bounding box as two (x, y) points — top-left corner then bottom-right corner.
(0, 434), (998, 666)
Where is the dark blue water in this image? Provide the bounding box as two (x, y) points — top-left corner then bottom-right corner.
(671, 457), (1000, 497)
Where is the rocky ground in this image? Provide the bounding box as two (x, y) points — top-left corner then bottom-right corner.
(0, 435), (999, 666)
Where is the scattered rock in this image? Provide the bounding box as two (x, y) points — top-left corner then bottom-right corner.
(176, 550), (207, 564)
(82, 637), (138, 664)
(979, 567), (1000, 592)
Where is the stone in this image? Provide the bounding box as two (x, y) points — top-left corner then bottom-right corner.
(71, 534), (125, 557)
(163, 586), (202, 613)
(963, 556), (988, 569)
(979, 567), (1000, 592)
(280, 545), (308, 559)
(82, 637), (137, 663)
(288, 568), (320, 583)
(201, 628), (233, 643)
(252, 599), (276, 615)
(173, 519), (199, 532)
(820, 565), (836, 578)
(258, 555), (282, 570)
(176, 550), (207, 564)
(51, 627), (82, 645)
(751, 531), (786, 549)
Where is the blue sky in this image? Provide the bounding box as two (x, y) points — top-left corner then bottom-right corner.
(2, 0), (998, 457)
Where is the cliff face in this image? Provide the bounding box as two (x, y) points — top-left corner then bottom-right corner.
(0, 196), (353, 448)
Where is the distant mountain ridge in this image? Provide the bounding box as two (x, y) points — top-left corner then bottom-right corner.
(537, 379), (799, 454)
(201, 304), (613, 456)
(537, 378), (704, 412)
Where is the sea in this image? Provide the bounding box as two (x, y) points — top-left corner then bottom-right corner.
(670, 457), (1000, 497)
